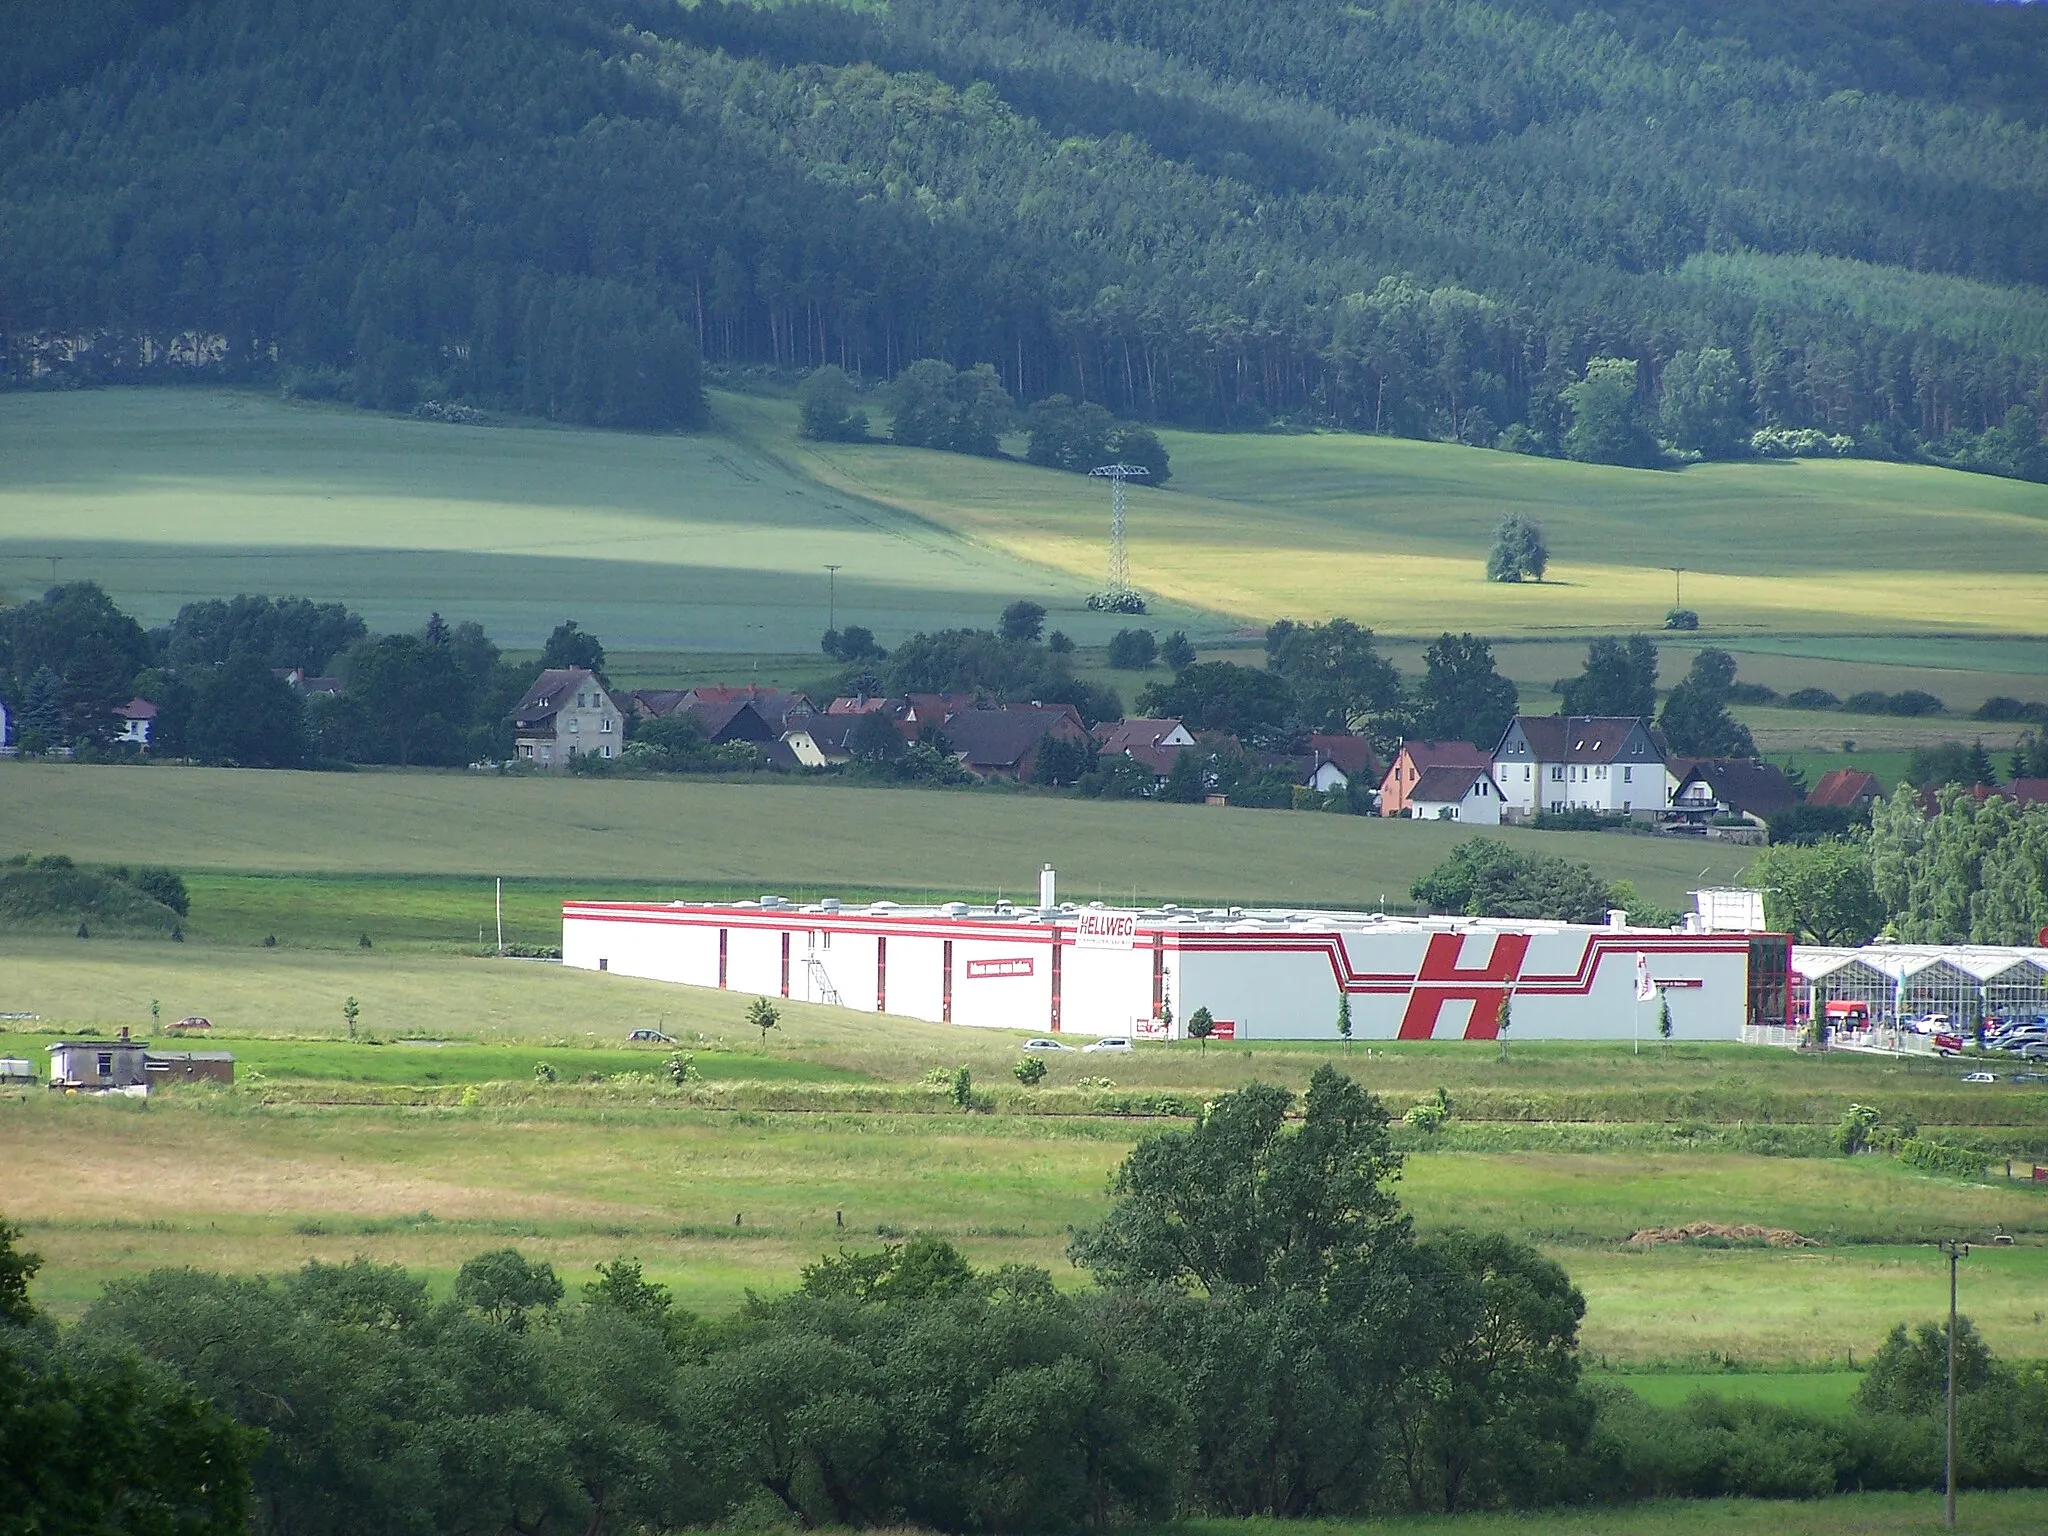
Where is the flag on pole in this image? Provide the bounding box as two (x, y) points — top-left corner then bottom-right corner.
(1636, 953), (1657, 1002)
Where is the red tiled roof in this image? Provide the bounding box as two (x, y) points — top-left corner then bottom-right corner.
(1808, 768), (1882, 808)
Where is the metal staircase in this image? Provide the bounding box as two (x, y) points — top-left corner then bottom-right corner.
(802, 954), (841, 1007)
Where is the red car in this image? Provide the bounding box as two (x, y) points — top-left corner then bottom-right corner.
(1934, 1031), (1963, 1056)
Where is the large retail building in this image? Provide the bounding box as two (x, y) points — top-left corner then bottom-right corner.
(563, 869), (1791, 1042)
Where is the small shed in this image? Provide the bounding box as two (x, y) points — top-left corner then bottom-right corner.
(0, 1058), (35, 1086)
(143, 1051), (236, 1086)
(47, 1029), (150, 1090)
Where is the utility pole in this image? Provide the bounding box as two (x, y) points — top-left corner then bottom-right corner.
(1087, 463), (1149, 609)
(1670, 566), (1684, 607)
(823, 564), (842, 633)
(495, 877), (504, 956)
(1938, 1238), (1970, 1527)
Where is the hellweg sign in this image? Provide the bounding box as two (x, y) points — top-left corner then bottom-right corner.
(1074, 909), (1138, 950)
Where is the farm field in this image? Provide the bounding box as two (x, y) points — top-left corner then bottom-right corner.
(4, 388), (2048, 662)
(768, 393), (2048, 643)
(0, 763), (1763, 910)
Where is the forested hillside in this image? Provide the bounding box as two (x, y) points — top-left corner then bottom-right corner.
(1, 0), (2044, 472)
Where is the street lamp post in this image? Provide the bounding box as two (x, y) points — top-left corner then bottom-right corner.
(1937, 1238), (1970, 1527)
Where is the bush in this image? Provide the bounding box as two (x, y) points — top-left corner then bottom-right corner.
(1726, 682), (1779, 704)
(128, 866), (190, 915)
(1786, 688), (1840, 710)
(1663, 608), (1699, 630)
(1107, 628), (1157, 669)
(1844, 689), (1944, 717)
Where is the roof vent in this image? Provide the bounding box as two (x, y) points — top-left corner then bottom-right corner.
(820, 898), (841, 914)
(942, 901), (970, 918)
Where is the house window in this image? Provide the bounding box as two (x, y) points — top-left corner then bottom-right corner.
(568, 718), (579, 733)
(1623, 766), (1633, 783)
(97, 1053), (113, 1077)
(601, 717), (613, 732)
(540, 745), (552, 761)
(1523, 765), (1531, 780)
(1550, 765), (1563, 781)
(601, 744), (612, 758)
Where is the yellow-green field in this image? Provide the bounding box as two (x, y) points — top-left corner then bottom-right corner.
(769, 394), (2048, 641)
(4, 388), (2047, 659)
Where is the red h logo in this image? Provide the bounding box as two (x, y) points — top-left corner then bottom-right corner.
(1394, 932), (1531, 1040)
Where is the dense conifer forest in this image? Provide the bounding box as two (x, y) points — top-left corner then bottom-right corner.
(1, 0), (2045, 474)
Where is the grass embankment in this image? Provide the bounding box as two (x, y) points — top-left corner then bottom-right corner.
(0, 763), (1764, 913)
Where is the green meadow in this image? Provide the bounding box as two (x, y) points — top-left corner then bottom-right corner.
(4, 388), (2046, 665)
(6, 932), (2047, 1363)
(0, 763), (1772, 914)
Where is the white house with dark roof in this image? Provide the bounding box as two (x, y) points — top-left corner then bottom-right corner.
(509, 668), (627, 769)
(1406, 764), (1505, 824)
(1492, 715), (1668, 820)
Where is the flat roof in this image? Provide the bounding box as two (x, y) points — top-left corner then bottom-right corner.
(566, 895), (1687, 937)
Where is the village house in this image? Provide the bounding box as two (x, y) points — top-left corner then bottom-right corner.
(939, 705), (1089, 781)
(1667, 758), (1802, 831)
(1305, 732), (1381, 795)
(1405, 764), (1506, 824)
(1378, 739), (1492, 817)
(509, 667), (627, 768)
(1491, 715), (1668, 821)
(113, 697), (156, 748)
(1807, 768), (1883, 811)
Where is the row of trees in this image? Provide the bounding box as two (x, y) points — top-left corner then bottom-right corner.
(12, 1072), (2046, 1534)
(0, 582), (613, 768)
(2, 0), (2044, 473)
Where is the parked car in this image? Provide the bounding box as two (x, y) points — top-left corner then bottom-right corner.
(1961, 1071), (1998, 1084)
(1019, 1038), (1072, 1052)
(1084, 1037), (1134, 1053)
(627, 1028), (677, 1043)
(1934, 1032), (1963, 1055)
(2017, 1042), (2048, 1062)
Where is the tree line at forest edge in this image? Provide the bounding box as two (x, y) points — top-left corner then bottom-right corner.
(2, 0), (2047, 485)
(9, 1070), (2048, 1536)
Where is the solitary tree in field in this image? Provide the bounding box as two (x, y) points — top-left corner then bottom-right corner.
(1494, 990), (1513, 1063)
(746, 998), (779, 1043)
(1657, 991), (1673, 1058)
(1188, 1006), (1215, 1054)
(1486, 514), (1549, 583)
(1336, 993), (1353, 1050)
(342, 995), (360, 1042)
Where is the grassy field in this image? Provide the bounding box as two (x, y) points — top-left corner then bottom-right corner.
(0, 388), (1199, 650)
(6, 931), (2048, 1362)
(0, 763), (1768, 911)
(7, 1083), (2046, 1359)
(1159, 1492), (2048, 1534)
(771, 393), (2048, 642)
(5, 388), (2047, 660)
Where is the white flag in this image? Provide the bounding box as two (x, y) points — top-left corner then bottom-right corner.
(1636, 953), (1657, 1002)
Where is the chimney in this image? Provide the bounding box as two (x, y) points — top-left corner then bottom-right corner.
(1606, 908), (1629, 930)
(118, 1025), (131, 1043)
(1038, 864), (1057, 910)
